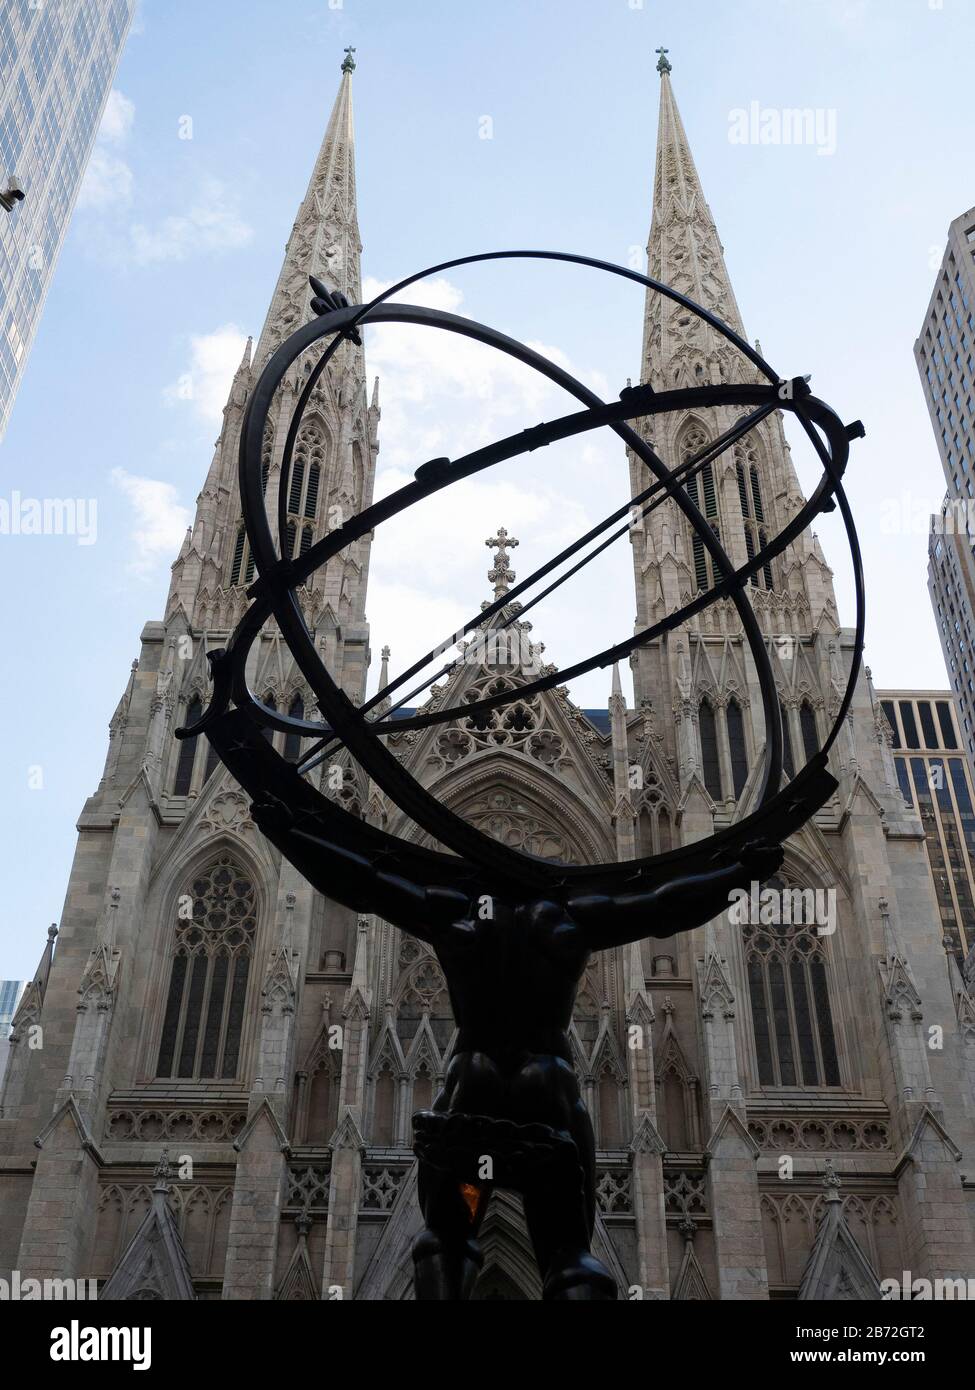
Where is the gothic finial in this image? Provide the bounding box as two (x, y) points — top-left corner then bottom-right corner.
(655, 46), (672, 76)
(342, 45), (356, 73)
(823, 1158), (842, 1197)
(486, 527), (519, 600)
(153, 1149), (174, 1190)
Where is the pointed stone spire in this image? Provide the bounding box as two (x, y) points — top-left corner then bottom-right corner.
(797, 1161), (883, 1300)
(255, 56), (363, 365)
(642, 56), (747, 388)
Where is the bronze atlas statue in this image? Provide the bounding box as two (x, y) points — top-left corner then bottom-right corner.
(181, 250), (865, 1300)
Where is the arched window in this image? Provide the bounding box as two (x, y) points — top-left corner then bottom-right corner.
(283, 422), (327, 558)
(156, 855), (257, 1080)
(413, 1066), (434, 1115)
(229, 426), (273, 586)
(743, 878), (840, 1088)
(736, 441), (774, 591)
(229, 527), (246, 587)
(229, 525), (257, 587)
(283, 693), (304, 763)
(173, 697), (202, 796)
(780, 702), (795, 780)
(598, 1072), (623, 1147)
(699, 700), (723, 801)
(261, 692), (277, 744)
(800, 702), (820, 761)
(372, 1070), (396, 1146)
(681, 425), (720, 593)
(287, 457), (306, 516)
(304, 463), (321, 519)
(727, 699), (749, 798)
(305, 1062), (338, 1146)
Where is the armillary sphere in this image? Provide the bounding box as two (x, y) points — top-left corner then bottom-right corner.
(182, 250), (866, 902)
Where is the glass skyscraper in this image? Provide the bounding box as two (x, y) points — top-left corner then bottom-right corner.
(879, 689), (975, 968)
(0, 978), (25, 1086)
(0, 0), (136, 441)
(919, 206), (975, 769)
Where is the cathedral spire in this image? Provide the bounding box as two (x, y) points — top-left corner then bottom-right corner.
(254, 55), (363, 365)
(642, 55), (747, 386)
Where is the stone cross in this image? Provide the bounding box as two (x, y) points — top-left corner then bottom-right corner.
(486, 527), (519, 600)
(656, 47), (672, 76)
(342, 46), (357, 74)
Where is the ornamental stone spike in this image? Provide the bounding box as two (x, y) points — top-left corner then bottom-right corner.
(486, 527), (519, 600)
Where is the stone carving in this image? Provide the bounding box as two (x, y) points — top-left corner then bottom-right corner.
(106, 1107), (246, 1144)
(198, 789), (255, 836)
(747, 1116), (891, 1153)
(595, 1169), (632, 1215)
(361, 1166), (407, 1211)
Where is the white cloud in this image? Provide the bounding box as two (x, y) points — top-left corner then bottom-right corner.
(129, 180), (253, 265)
(164, 323), (249, 424)
(111, 468), (192, 577)
(78, 148), (134, 210)
(100, 90), (135, 144)
(78, 90), (135, 210)
(359, 275), (635, 708)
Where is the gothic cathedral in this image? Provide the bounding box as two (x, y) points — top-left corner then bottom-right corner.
(2, 56), (974, 1302)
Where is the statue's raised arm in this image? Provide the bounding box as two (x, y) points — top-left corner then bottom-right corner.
(251, 793), (470, 945)
(567, 841), (784, 953)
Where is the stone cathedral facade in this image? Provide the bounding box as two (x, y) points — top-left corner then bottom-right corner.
(2, 55), (975, 1302)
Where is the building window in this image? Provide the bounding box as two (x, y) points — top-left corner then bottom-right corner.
(699, 700), (722, 801)
(919, 701), (939, 749)
(156, 855), (257, 1080)
(736, 442), (774, 590)
(799, 702), (820, 761)
(228, 432), (271, 585)
(744, 880), (841, 1088)
(283, 693), (304, 763)
(682, 424), (720, 593)
(173, 696), (202, 796)
(899, 701), (921, 749)
(282, 422), (326, 559)
(780, 702), (795, 779)
(727, 698), (749, 798)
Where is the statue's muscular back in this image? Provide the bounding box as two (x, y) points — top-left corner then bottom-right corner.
(431, 899), (592, 1134)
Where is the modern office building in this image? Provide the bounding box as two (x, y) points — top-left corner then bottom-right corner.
(918, 206), (975, 763)
(878, 689), (975, 967)
(0, 980), (25, 1087)
(0, 0), (137, 440)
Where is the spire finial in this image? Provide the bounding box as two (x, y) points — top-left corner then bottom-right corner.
(342, 45), (356, 73)
(655, 46), (672, 76)
(486, 527), (519, 600)
(822, 1158), (842, 1201)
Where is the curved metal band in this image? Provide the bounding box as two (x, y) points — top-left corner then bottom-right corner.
(182, 251), (864, 888)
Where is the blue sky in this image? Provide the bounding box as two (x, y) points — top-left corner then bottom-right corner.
(1, 0), (973, 978)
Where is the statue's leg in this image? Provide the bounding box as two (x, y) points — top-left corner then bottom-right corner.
(513, 1055), (617, 1301)
(412, 1161), (490, 1300)
(411, 1051), (500, 1300)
